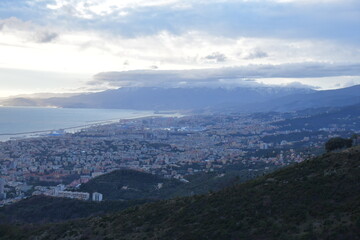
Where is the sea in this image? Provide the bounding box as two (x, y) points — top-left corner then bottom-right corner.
(0, 107), (156, 141)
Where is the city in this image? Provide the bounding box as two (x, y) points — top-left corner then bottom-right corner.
(1, 110), (358, 205)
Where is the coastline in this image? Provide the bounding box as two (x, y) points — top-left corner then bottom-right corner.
(0, 108), (183, 142)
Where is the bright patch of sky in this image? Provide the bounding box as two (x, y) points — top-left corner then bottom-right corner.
(0, 0), (359, 96)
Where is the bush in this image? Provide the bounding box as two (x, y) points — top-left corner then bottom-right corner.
(325, 137), (352, 152)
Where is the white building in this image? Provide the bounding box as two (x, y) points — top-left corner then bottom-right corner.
(56, 191), (90, 201)
(92, 192), (103, 202)
(260, 142), (268, 150)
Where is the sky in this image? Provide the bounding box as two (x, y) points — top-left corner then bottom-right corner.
(0, 0), (360, 97)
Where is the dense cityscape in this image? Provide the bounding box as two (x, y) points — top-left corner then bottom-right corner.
(1, 111), (358, 205)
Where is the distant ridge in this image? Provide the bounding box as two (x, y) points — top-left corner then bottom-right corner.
(1, 86), (315, 111)
(251, 84), (360, 112)
(2, 85), (360, 112)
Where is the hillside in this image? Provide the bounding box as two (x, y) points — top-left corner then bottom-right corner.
(273, 103), (360, 131)
(79, 169), (264, 201)
(78, 169), (184, 200)
(0, 169), (260, 225)
(0, 196), (147, 224)
(253, 84), (360, 112)
(3, 146), (360, 239)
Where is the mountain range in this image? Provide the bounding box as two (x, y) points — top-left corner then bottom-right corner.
(2, 85), (359, 112)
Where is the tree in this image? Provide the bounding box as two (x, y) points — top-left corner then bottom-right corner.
(351, 134), (359, 140)
(325, 137), (352, 152)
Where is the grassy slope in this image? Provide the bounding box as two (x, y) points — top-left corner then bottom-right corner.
(3, 146), (360, 240)
(0, 196), (148, 224)
(79, 169), (264, 201)
(0, 169), (254, 225)
(79, 169), (184, 200)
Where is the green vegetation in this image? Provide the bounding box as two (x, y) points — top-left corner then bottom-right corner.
(2, 146), (360, 239)
(79, 169), (183, 200)
(0, 169), (259, 225)
(79, 169), (268, 201)
(0, 196), (148, 224)
(325, 137), (352, 152)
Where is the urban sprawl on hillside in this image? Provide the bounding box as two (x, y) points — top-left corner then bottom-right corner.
(0, 112), (358, 205)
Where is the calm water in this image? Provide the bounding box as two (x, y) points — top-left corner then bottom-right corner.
(0, 107), (155, 141)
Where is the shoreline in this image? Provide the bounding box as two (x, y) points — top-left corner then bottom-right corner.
(0, 111), (183, 142)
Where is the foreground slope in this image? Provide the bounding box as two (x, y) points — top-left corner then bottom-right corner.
(2, 146), (360, 239)
(0, 196), (147, 224)
(0, 169), (255, 225)
(79, 169), (261, 201)
(79, 169), (184, 200)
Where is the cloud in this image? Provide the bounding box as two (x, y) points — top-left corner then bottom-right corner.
(78, 1), (357, 43)
(244, 49), (268, 59)
(46, 0), (182, 16)
(150, 65), (159, 69)
(1, 21), (359, 75)
(0, 17), (31, 31)
(0, 0), (359, 95)
(90, 63), (360, 88)
(43, 0), (359, 20)
(33, 31), (58, 43)
(0, 67), (91, 97)
(0, 17), (59, 43)
(282, 81), (319, 89)
(204, 52), (227, 63)
(3, 0), (357, 43)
